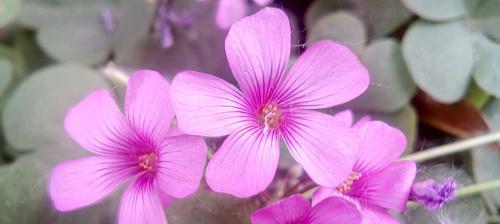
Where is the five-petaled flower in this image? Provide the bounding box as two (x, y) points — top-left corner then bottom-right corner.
(49, 70), (207, 224)
(171, 7), (370, 197)
(312, 110), (417, 224)
(251, 194), (361, 224)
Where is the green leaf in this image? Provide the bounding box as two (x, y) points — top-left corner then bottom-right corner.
(472, 34), (500, 98)
(464, 82), (490, 109)
(372, 105), (418, 154)
(401, 0), (466, 21)
(308, 11), (366, 54)
(305, 0), (412, 38)
(17, 2), (102, 29)
(0, 154), (118, 224)
(0, 57), (12, 96)
(402, 20), (474, 103)
(470, 0), (500, 43)
(1, 63), (110, 154)
(37, 19), (111, 65)
(355, 0), (413, 38)
(472, 99), (500, 209)
(349, 38), (416, 113)
(0, 0), (19, 27)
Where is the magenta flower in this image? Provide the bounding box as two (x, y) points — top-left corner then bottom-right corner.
(171, 8), (369, 197)
(252, 194), (361, 224)
(215, 0), (273, 29)
(49, 70), (207, 223)
(313, 110), (417, 224)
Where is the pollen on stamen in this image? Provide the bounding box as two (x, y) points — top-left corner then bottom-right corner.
(138, 152), (158, 171)
(336, 172), (362, 194)
(258, 103), (282, 131)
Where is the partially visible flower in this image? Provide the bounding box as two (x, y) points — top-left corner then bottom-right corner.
(215, 0), (273, 29)
(251, 194), (361, 224)
(409, 177), (457, 211)
(100, 7), (117, 33)
(313, 110), (417, 224)
(49, 70), (207, 224)
(171, 8), (370, 197)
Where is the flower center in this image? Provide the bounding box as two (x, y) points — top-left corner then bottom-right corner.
(336, 172), (362, 194)
(258, 103), (282, 131)
(138, 152), (158, 171)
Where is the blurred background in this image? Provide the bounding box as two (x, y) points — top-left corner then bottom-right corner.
(0, 0), (499, 223)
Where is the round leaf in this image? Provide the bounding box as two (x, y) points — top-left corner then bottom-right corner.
(402, 20), (474, 103)
(0, 57), (12, 96)
(472, 35), (500, 98)
(470, 0), (500, 43)
(0, 0), (19, 27)
(2, 63), (110, 153)
(308, 11), (366, 54)
(401, 0), (466, 21)
(0, 154), (118, 224)
(349, 38), (416, 113)
(305, 0), (412, 38)
(37, 19), (111, 65)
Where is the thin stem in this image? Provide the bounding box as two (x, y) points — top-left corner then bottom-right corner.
(401, 131), (500, 162)
(456, 179), (500, 197)
(102, 62), (129, 85)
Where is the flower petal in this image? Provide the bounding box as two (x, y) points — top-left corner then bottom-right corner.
(205, 126), (280, 197)
(251, 194), (311, 224)
(279, 40), (369, 109)
(311, 187), (338, 206)
(333, 110), (354, 127)
(64, 90), (133, 156)
(170, 71), (250, 137)
(225, 7), (291, 104)
(125, 70), (174, 144)
(253, 0), (273, 6)
(354, 121), (407, 173)
(350, 161), (417, 212)
(215, 0), (248, 29)
(282, 110), (356, 187)
(49, 156), (137, 211)
(360, 206), (399, 224)
(156, 135), (207, 198)
(118, 176), (167, 224)
(306, 196), (362, 224)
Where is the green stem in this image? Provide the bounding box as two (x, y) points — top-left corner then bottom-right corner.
(456, 179), (500, 197)
(401, 131), (500, 162)
(102, 63), (129, 85)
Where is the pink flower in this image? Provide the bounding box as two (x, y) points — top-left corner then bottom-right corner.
(171, 8), (369, 197)
(251, 194), (361, 224)
(49, 70), (207, 224)
(215, 0), (273, 29)
(312, 110), (417, 224)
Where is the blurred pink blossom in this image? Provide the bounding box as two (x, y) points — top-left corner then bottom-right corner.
(215, 0), (273, 29)
(49, 70), (207, 224)
(171, 8), (370, 197)
(313, 110), (417, 224)
(251, 194), (361, 224)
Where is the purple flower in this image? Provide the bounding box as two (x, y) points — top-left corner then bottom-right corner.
(251, 194), (361, 224)
(409, 178), (457, 211)
(215, 0), (273, 29)
(170, 8), (369, 197)
(312, 110), (417, 224)
(49, 70), (207, 223)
